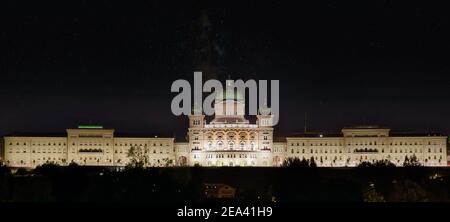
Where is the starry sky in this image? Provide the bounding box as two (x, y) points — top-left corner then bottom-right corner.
(1, 0), (450, 139)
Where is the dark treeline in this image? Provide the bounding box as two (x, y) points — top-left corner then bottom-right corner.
(0, 162), (449, 202)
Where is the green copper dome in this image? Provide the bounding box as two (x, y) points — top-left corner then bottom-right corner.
(215, 88), (245, 102)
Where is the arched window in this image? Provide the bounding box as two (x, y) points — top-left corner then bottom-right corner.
(240, 142), (245, 150)
(217, 141), (223, 149)
(207, 141), (212, 149)
(229, 142), (234, 150)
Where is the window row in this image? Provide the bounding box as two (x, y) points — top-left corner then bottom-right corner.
(9, 142), (66, 146)
(291, 149), (343, 154)
(205, 154), (256, 159)
(114, 149), (171, 154)
(290, 141), (444, 147)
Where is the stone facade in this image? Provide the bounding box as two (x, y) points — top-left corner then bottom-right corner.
(1, 90), (447, 168)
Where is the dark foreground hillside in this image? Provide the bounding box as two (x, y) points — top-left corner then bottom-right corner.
(0, 164), (449, 202)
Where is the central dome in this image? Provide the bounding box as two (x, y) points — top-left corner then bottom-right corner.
(215, 88), (244, 102)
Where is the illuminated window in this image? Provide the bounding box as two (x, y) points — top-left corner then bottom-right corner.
(229, 142), (234, 150)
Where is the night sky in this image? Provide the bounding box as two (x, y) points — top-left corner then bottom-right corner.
(1, 0), (450, 139)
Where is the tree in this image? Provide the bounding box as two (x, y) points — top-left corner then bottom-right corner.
(68, 161), (79, 167)
(282, 157), (295, 167)
(126, 146), (148, 168)
(357, 161), (373, 168)
(362, 183), (385, 202)
(357, 159), (396, 168)
(373, 159), (396, 167)
(33, 163), (61, 176)
(162, 158), (174, 167)
(403, 155), (422, 167)
(282, 157), (309, 168)
(309, 157), (317, 167)
(301, 157), (310, 167)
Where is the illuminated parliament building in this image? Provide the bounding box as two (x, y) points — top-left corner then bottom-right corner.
(1, 89), (447, 168)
